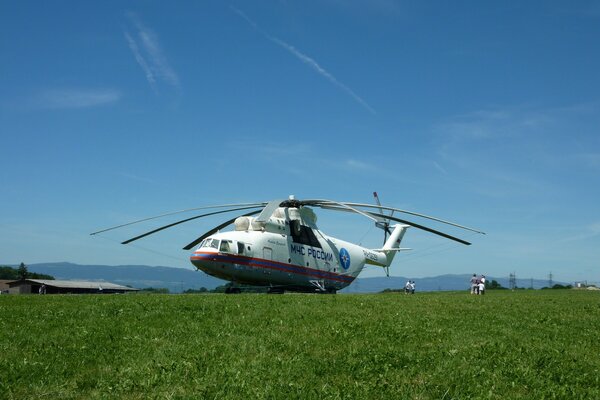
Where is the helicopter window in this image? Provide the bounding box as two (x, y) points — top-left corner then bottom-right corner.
(307, 229), (321, 248)
(220, 240), (232, 252)
(237, 242), (245, 254)
(289, 220), (322, 248)
(207, 239), (219, 249)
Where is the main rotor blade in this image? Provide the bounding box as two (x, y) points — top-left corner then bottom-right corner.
(365, 211), (473, 245)
(121, 206), (262, 245)
(300, 199), (379, 222)
(311, 200), (485, 235)
(312, 203), (473, 245)
(182, 210), (261, 250)
(373, 192), (391, 245)
(373, 192), (387, 217)
(91, 202), (267, 236)
(255, 199), (285, 222)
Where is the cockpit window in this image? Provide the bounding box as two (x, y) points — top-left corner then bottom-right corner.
(219, 240), (232, 252)
(207, 239), (219, 249)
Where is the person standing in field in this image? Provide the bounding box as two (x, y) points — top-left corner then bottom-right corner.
(470, 274), (478, 294)
(410, 281), (416, 294)
(405, 280), (411, 294)
(479, 275), (486, 295)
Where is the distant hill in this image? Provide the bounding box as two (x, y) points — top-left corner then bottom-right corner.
(26, 262), (223, 293)
(21, 262), (563, 293)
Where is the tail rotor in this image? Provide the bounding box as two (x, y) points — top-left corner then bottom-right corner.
(373, 191), (393, 276)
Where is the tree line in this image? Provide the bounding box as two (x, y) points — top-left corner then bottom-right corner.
(0, 263), (55, 280)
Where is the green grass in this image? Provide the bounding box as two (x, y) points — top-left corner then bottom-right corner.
(1, 290), (599, 399)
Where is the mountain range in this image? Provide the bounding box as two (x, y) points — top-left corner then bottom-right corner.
(19, 262), (562, 293)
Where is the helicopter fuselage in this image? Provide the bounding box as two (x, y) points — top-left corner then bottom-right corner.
(191, 230), (376, 292)
(189, 209), (395, 292)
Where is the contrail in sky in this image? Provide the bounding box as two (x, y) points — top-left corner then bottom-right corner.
(124, 31), (155, 85)
(230, 6), (376, 114)
(124, 12), (180, 91)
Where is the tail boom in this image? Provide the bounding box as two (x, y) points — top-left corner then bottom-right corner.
(368, 224), (410, 269)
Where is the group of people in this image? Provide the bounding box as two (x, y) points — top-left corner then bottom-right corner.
(470, 274), (486, 295)
(404, 280), (416, 294)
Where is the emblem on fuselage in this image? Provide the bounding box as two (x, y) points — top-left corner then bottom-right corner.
(339, 248), (351, 270)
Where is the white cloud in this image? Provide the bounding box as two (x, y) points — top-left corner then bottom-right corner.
(124, 13), (180, 91)
(227, 140), (380, 175)
(435, 107), (550, 141)
(36, 88), (121, 109)
(341, 159), (378, 171)
(557, 221), (600, 243)
(573, 153), (600, 169)
(230, 6), (375, 114)
(437, 103), (599, 143)
(431, 102), (600, 199)
(432, 161), (448, 175)
(119, 173), (156, 184)
(228, 141), (312, 157)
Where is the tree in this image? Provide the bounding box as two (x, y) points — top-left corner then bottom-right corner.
(0, 266), (53, 280)
(488, 280), (506, 290)
(183, 287), (209, 294)
(552, 284), (572, 289)
(29, 272), (54, 280)
(17, 262), (28, 280)
(0, 266), (18, 279)
(140, 287), (170, 294)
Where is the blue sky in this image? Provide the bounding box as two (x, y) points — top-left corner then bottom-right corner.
(1, 1), (599, 284)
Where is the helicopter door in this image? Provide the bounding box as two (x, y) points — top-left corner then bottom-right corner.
(263, 247), (272, 260)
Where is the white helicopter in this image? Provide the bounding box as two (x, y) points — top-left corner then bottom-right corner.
(92, 193), (484, 294)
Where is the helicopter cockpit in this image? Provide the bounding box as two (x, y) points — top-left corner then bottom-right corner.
(198, 238), (248, 255)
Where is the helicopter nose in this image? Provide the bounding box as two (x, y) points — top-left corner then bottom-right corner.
(190, 250), (222, 273)
(190, 251), (211, 267)
(190, 253), (212, 275)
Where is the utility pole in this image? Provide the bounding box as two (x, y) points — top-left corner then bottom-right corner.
(509, 272), (516, 290)
(548, 272), (553, 288)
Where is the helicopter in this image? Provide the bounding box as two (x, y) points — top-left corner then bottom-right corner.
(91, 193), (484, 294)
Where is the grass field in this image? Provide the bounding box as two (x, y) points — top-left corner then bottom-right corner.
(1, 290), (599, 399)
